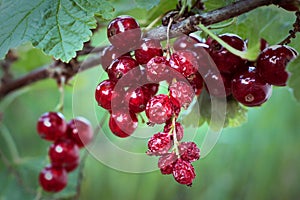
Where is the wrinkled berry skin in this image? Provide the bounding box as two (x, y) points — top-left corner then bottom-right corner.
(169, 81), (195, 109)
(163, 121), (184, 141)
(172, 159), (196, 186)
(179, 142), (200, 162)
(145, 94), (173, 124)
(158, 152), (178, 175)
(147, 132), (172, 156)
(145, 56), (173, 82)
(257, 45), (298, 86)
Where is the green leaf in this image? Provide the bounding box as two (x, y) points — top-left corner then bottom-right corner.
(288, 56), (300, 102)
(0, 0), (114, 62)
(134, 0), (160, 10)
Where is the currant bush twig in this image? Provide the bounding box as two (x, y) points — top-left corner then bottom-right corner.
(279, 11), (300, 45)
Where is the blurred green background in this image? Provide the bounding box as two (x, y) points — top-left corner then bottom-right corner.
(1, 0), (300, 199)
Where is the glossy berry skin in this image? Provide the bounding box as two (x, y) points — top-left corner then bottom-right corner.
(95, 79), (116, 110)
(169, 50), (199, 79)
(257, 45), (298, 86)
(107, 56), (138, 82)
(204, 71), (232, 97)
(146, 132), (172, 156)
(188, 72), (203, 96)
(107, 15), (141, 50)
(172, 159), (196, 186)
(49, 139), (80, 172)
(67, 117), (94, 148)
(173, 35), (202, 51)
(208, 33), (247, 74)
(125, 87), (147, 113)
(134, 38), (163, 65)
(158, 152), (178, 175)
(232, 66), (272, 107)
(39, 165), (68, 192)
(145, 56), (172, 82)
(37, 112), (67, 141)
(109, 111), (138, 138)
(163, 121), (184, 141)
(178, 142), (200, 162)
(141, 83), (159, 101)
(145, 94), (173, 124)
(100, 45), (131, 71)
(169, 81), (195, 109)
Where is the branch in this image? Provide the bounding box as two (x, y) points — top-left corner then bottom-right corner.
(0, 0), (282, 100)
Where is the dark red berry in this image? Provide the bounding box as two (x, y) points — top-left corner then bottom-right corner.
(158, 152), (178, 175)
(146, 132), (172, 156)
(39, 165), (68, 192)
(260, 38), (269, 51)
(188, 72), (203, 96)
(125, 87), (147, 113)
(109, 111), (138, 138)
(169, 50), (199, 78)
(49, 139), (80, 172)
(100, 45), (131, 71)
(134, 38), (163, 65)
(204, 70), (232, 97)
(172, 159), (196, 186)
(173, 35), (202, 51)
(37, 112), (67, 141)
(145, 94), (173, 124)
(232, 66), (272, 107)
(257, 45), (298, 86)
(141, 83), (159, 101)
(107, 15), (141, 50)
(178, 142), (200, 162)
(208, 33), (247, 74)
(106, 56), (138, 82)
(95, 79), (116, 110)
(169, 81), (195, 109)
(145, 56), (173, 82)
(163, 121), (184, 141)
(67, 117), (94, 148)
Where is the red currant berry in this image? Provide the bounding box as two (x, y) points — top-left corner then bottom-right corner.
(107, 15), (141, 50)
(208, 33), (247, 74)
(158, 152), (178, 175)
(172, 159), (196, 186)
(173, 35), (202, 51)
(178, 142), (200, 162)
(169, 81), (195, 109)
(109, 111), (138, 138)
(232, 66), (272, 107)
(188, 72), (203, 96)
(39, 165), (68, 192)
(95, 79), (116, 110)
(49, 139), (80, 172)
(257, 45), (298, 86)
(145, 94), (173, 124)
(107, 56), (138, 82)
(163, 121), (184, 141)
(146, 132), (172, 156)
(169, 50), (199, 78)
(145, 56), (172, 82)
(204, 70), (232, 97)
(100, 45), (131, 71)
(37, 112), (67, 141)
(125, 87), (147, 113)
(141, 83), (159, 101)
(134, 38), (163, 65)
(67, 117), (94, 148)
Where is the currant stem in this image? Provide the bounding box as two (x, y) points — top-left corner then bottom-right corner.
(199, 23), (256, 61)
(171, 116), (180, 157)
(166, 18), (174, 59)
(55, 76), (66, 113)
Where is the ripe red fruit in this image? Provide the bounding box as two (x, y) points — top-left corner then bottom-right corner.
(134, 38), (163, 65)
(67, 117), (94, 148)
(39, 165), (68, 192)
(145, 56), (172, 82)
(231, 66), (272, 107)
(141, 83), (159, 101)
(204, 70), (232, 97)
(188, 72), (203, 96)
(158, 152), (178, 175)
(172, 159), (196, 186)
(257, 45), (298, 86)
(125, 87), (147, 113)
(107, 15), (141, 50)
(145, 94), (174, 124)
(146, 132), (172, 156)
(106, 56), (138, 82)
(37, 112), (67, 141)
(48, 139), (80, 172)
(95, 79), (116, 110)
(100, 45), (131, 71)
(109, 111), (138, 138)
(169, 81), (195, 109)
(178, 142), (200, 162)
(208, 33), (247, 74)
(173, 35), (202, 51)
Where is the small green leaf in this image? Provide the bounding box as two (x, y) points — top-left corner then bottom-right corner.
(288, 56), (300, 102)
(134, 0), (160, 10)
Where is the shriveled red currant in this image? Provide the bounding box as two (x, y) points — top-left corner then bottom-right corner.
(172, 159), (196, 186)
(178, 142), (200, 162)
(147, 132), (172, 156)
(158, 152), (178, 175)
(169, 80), (195, 109)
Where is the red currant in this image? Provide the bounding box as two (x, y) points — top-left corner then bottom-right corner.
(100, 45), (131, 71)
(134, 38), (163, 65)
(39, 165), (68, 192)
(146, 132), (172, 156)
(158, 152), (178, 175)
(109, 111), (138, 138)
(95, 79), (116, 110)
(172, 159), (196, 186)
(163, 121), (184, 141)
(169, 80), (195, 109)
(178, 142), (200, 162)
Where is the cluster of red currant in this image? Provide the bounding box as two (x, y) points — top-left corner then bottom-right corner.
(95, 14), (298, 186)
(36, 112), (93, 192)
